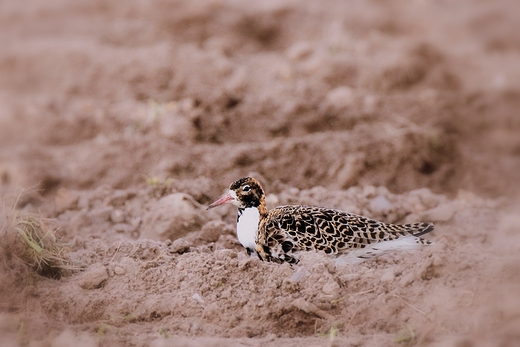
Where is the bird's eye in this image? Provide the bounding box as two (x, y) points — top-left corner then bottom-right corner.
(242, 185), (251, 192)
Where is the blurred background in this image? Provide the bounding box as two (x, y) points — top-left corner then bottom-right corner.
(0, 0), (519, 202)
(1, 1), (520, 346)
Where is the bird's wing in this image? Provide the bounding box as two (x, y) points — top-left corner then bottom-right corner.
(256, 205), (433, 263)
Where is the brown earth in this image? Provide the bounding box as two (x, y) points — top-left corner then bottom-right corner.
(1, 0), (520, 346)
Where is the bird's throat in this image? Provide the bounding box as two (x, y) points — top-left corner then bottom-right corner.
(236, 207), (261, 251)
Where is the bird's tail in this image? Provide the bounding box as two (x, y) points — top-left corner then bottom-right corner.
(335, 222), (435, 266)
(402, 222), (434, 238)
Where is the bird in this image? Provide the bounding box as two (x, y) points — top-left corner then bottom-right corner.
(207, 177), (434, 265)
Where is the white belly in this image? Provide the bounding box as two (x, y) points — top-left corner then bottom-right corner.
(236, 207), (260, 251)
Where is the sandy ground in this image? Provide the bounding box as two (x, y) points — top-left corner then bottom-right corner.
(1, 0), (520, 346)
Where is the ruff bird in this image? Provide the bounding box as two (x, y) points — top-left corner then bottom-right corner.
(207, 177), (433, 264)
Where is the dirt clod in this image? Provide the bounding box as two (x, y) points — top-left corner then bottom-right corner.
(78, 264), (108, 290)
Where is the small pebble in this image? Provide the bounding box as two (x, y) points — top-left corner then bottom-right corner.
(114, 266), (126, 275)
(322, 280), (340, 295)
(169, 239), (191, 254)
(111, 209), (125, 223)
(79, 264), (108, 290)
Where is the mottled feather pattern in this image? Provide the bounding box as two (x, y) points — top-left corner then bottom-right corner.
(207, 177), (434, 265)
(256, 205), (433, 264)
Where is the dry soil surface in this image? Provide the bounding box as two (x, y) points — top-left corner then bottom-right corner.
(1, 1), (520, 347)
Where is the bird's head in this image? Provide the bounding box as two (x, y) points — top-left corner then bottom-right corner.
(207, 177), (265, 210)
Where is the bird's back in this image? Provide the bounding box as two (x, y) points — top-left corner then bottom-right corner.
(256, 205), (433, 264)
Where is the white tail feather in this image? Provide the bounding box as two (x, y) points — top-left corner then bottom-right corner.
(335, 236), (428, 266)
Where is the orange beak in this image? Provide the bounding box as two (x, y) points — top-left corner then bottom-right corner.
(206, 192), (235, 210)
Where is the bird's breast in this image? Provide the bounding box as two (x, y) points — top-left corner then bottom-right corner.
(236, 207), (260, 250)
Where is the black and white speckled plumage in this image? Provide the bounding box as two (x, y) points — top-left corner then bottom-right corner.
(207, 177), (434, 264)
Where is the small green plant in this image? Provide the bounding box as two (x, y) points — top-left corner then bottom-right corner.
(143, 175), (173, 188)
(319, 325), (338, 344)
(148, 100), (176, 117)
(159, 327), (170, 339)
(395, 325), (416, 345)
(96, 323), (110, 337)
(17, 319), (28, 346)
(328, 326), (338, 341)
